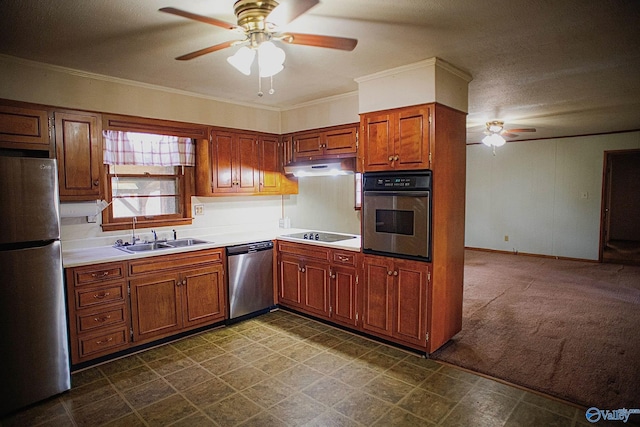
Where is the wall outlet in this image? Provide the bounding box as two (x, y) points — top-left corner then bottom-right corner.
(504, 235), (509, 242)
(194, 204), (204, 215)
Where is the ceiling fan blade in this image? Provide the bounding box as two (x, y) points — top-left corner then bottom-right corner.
(506, 128), (537, 133)
(175, 40), (239, 61)
(267, 0), (320, 27)
(501, 132), (519, 139)
(280, 32), (357, 51)
(159, 7), (237, 31)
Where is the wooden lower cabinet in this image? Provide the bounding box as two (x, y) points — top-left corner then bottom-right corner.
(277, 242), (358, 327)
(66, 248), (226, 365)
(66, 262), (130, 364)
(361, 254), (429, 350)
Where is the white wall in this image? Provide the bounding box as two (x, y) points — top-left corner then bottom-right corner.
(0, 56), (280, 133)
(465, 131), (640, 260)
(284, 175), (361, 235)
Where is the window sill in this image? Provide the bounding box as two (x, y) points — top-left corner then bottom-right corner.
(101, 217), (193, 232)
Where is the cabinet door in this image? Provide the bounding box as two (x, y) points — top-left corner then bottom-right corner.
(395, 106), (431, 170)
(293, 132), (323, 161)
(182, 265), (226, 328)
(361, 255), (394, 337)
(130, 275), (182, 343)
(301, 260), (331, 319)
(362, 112), (394, 171)
(393, 259), (428, 347)
(236, 133), (259, 193)
(331, 264), (358, 327)
(0, 105), (50, 150)
(258, 135), (280, 193)
(211, 131), (236, 193)
(324, 126), (357, 157)
(279, 255), (303, 307)
(281, 134), (294, 166)
(55, 111), (102, 201)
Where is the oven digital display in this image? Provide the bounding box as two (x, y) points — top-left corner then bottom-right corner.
(375, 209), (414, 235)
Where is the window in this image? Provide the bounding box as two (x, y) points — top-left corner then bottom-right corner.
(101, 131), (194, 232)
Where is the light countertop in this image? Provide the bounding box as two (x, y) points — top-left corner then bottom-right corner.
(62, 228), (361, 268)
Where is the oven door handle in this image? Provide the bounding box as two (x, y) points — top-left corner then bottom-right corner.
(363, 191), (430, 197)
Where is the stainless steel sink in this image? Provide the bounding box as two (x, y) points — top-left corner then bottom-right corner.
(114, 238), (210, 253)
(166, 238), (209, 247)
(115, 242), (173, 253)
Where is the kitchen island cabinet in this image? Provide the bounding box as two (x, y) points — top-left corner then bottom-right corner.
(277, 242), (358, 327)
(361, 254), (429, 350)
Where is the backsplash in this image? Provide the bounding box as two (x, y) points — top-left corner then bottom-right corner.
(60, 175), (361, 250)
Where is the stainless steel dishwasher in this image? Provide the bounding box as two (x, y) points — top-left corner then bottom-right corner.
(226, 241), (275, 321)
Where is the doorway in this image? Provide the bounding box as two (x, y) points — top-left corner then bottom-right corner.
(601, 149), (640, 265)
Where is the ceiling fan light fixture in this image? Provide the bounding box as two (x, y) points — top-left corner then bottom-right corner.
(258, 41), (286, 77)
(227, 46), (256, 75)
(487, 121), (504, 133)
(482, 133), (506, 147)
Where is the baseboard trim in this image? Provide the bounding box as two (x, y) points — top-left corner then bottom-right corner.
(464, 247), (599, 263)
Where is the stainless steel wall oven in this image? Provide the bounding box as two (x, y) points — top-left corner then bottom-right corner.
(362, 170), (432, 261)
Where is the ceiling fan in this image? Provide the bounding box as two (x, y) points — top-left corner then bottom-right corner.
(482, 120), (537, 147)
(159, 0), (358, 62)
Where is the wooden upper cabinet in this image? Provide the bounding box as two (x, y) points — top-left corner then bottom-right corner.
(55, 111), (103, 201)
(258, 135), (281, 193)
(209, 130), (258, 194)
(0, 103), (51, 152)
(361, 105), (431, 171)
(196, 129), (297, 196)
(291, 123), (358, 162)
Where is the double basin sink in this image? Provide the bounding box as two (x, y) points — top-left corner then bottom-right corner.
(115, 238), (210, 254)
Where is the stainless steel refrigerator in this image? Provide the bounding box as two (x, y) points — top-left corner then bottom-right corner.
(0, 156), (71, 415)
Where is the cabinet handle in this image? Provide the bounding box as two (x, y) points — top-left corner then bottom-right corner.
(91, 271), (110, 278)
(94, 315), (112, 323)
(93, 292), (110, 299)
(337, 255), (349, 262)
(96, 337), (113, 345)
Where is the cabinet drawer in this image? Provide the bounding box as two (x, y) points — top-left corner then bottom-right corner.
(277, 242), (330, 261)
(73, 263), (126, 286)
(332, 251), (357, 266)
(78, 305), (126, 332)
(128, 249), (223, 277)
(76, 283), (126, 308)
(79, 327), (128, 358)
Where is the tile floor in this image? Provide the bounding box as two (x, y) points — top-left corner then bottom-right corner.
(1, 310), (594, 427)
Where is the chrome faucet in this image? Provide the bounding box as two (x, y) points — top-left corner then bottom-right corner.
(131, 217), (139, 244)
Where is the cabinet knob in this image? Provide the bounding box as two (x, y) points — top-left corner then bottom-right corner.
(388, 156), (394, 162)
(393, 271), (398, 276)
(387, 270), (393, 276)
(330, 273), (336, 279)
(300, 267), (306, 273)
(93, 180), (99, 186)
(182, 279), (187, 285)
(394, 155), (399, 161)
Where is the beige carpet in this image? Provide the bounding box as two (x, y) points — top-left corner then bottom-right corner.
(431, 249), (640, 409)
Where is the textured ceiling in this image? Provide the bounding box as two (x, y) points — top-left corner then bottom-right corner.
(1, 0), (639, 143)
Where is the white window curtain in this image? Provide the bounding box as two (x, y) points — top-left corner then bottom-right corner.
(102, 130), (195, 166)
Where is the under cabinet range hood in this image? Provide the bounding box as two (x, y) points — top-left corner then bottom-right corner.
(284, 157), (355, 177)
